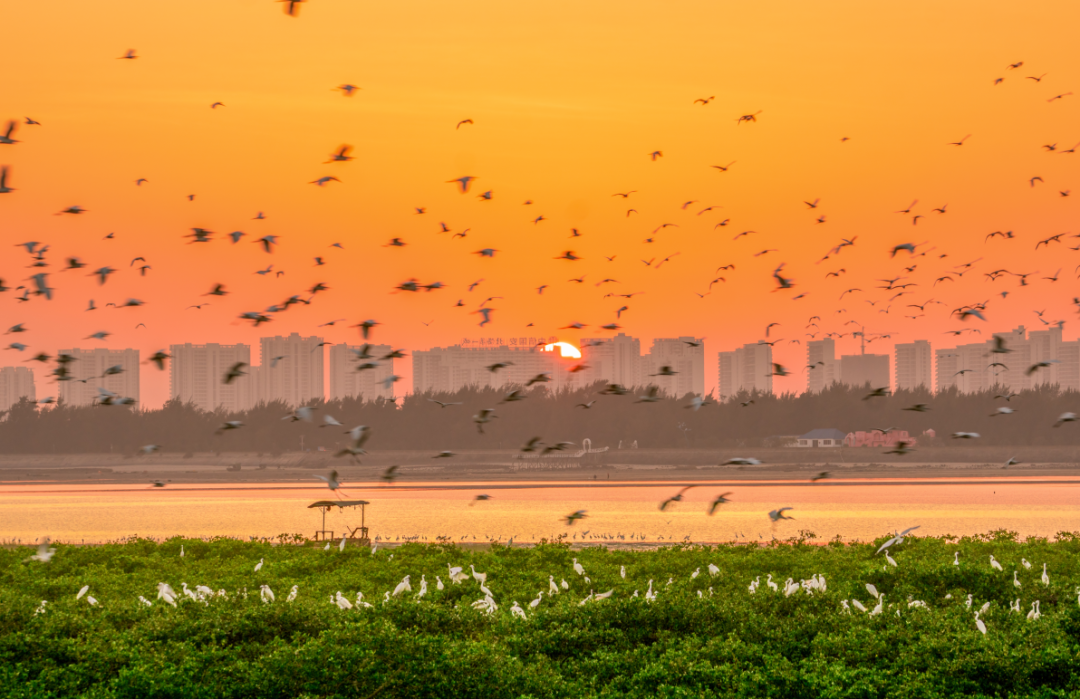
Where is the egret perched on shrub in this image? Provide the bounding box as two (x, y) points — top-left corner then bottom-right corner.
(392, 576), (412, 596)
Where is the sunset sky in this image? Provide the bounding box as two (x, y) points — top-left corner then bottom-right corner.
(2, 0), (1079, 407)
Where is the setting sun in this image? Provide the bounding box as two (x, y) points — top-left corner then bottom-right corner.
(545, 341), (582, 359)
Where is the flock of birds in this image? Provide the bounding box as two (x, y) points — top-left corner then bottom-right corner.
(3, 4), (1079, 547)
(29, 531), (1076, 638)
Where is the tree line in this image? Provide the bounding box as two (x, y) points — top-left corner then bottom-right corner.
(0, 381), (1077, 454)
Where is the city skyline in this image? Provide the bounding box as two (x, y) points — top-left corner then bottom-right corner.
(5, 323), (1079, 409)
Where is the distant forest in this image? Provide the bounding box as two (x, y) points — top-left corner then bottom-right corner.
(0, 382), (1077, 454)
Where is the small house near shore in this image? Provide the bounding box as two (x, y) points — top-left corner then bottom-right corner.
(796, 429), (847, 448)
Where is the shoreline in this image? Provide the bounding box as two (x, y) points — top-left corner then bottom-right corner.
(0, 446), (1076, 487)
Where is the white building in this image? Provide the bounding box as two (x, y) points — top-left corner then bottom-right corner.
(717, 343), (773, 398)
(643, 337), (705, 397)
(169, 343), (257, 412)
(581, 333), (644, 389)
(806, 339), (839, 393)
(839, 353), (890, 390)
(935, 326), (1079, 394)
(57, 348), (140, 406)
(0, 366), (36, 411)
(412, 344), (583, 394)
(894, 340), (933, 392)
(328, 343), (395, 401)
(258, 334), (325, 407)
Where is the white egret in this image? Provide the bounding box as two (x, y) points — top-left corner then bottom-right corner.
(989, 555), (1002, 571)
(1014, 571), (1022, 588)
(691, 567), (701, 579)
(866, 583), (880, 599)
(392, 575), (412, 596)
(561, 579), (569, 590)
(530, 592), (543, 609)
(335, 592), (353, 610)
(287, 585), (298, 603)
(1022, 558), (1032, 570)
(953, 551), (959, 566)
(339, 535), (347, 552)
(511, 602), (527, 620)
(766, 574), (778, 592)
(708, 563), (720, 577)
(1041, 563), (1049, 586)
(595, 589), (614, 601)
(974, 611), (987, 635)
(573, 558), (585, 576)
(620, 565), (626, 579)
(870, 595), (885, 615)
(77, 585), (90, 600)
(260, 585), (275, 604)
(885, 552), (897, 567)
(549, 576), (559, 595)
(980, 601), (991, 614)
(436, 576), (445, 591)
(180, 545), (184, 558)
(255, 558), (264, 572)
(470, 565), (487, 584)
(416, 575), (428, 599)
(29, 539), (55, 563)
(851, 599), (868, 613)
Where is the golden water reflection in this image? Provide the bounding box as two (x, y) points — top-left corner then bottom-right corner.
(2, 479), (1080, 543)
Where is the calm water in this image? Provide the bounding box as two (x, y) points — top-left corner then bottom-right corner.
(3, 478), (1080, 544)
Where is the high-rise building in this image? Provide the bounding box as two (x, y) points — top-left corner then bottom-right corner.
(56, 348), (140, 406)
(169, 343), (256, 412)
(0, 366), (36, 411)
(839, 353), (890, 389)
(934, 325), (1080, 394)
(581, 333), (644, 388)
(328, 343), (395, 401)
(894, 340), (933, 391)
(717, 343), (772, 398)
(643, 337), (705, 397)
(806, 338), (839, 393)
(1059, 340), (1080, 392)
(412, 344), (582, 394)
(258, 334), (325, 406)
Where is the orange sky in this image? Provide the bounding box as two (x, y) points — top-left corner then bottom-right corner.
(2, 0), (1079, 407)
